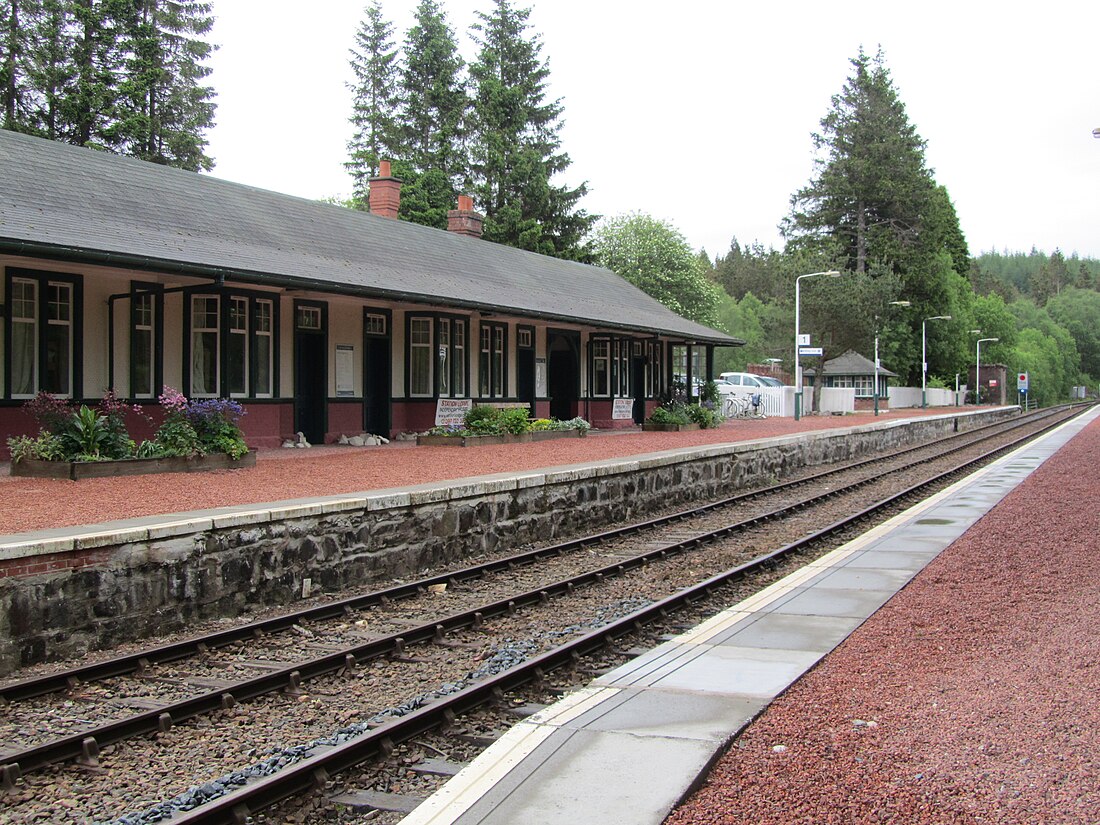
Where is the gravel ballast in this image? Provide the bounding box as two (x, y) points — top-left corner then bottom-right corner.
(666, 416), (1100, 824)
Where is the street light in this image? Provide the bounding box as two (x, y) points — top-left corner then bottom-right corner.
(922, 315), (952, 408)
(794, 270), (841, 420)
(976, 337), (999, 404)
(874, 300), (910, 416)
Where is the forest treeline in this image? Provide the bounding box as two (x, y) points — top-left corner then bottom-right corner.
(2, 1), (1097, 405)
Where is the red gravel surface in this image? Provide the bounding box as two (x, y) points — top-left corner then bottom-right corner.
(666, 416), (1100, 824)
(0, 409), (955, 537)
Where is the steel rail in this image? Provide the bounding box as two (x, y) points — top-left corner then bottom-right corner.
(165, 404), (1089, 824)
(0, 406), (1081, 788)
(0, 406), (1064, 704)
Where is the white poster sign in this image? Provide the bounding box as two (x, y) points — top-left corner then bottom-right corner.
(435, 398), (473, 427)
(612, 398), (634, 420)
(535, 358), (547, 397)
(335, 344), (354, 397)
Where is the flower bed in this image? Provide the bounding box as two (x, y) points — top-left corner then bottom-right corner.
(417, 429), (586, 447)
(12, 451), (256, 480)
(417, 406), (590, 447)
(7, 388), (251, 479)
(641, 422), (701, 432)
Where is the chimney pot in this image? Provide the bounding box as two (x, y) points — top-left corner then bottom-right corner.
(368, 161), (401, 219)
(448, 195), (484, 239)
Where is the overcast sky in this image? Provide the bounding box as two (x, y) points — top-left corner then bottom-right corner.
(205, 1), (1100, 261)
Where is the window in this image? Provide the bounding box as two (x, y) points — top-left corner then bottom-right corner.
(517, 327), (533, 349)
(645, 340), (662, 397)
(188, 290), (277, 398)
(297, 305), (322, 330)
(409, 317), (432, 397)
(191, 295), (219, 397)
(227, 297), (248, 397)
(132, 290), (156, 398)
(7, 270), (81, 399)
(453, 319), (466, 397)
(613, 339), (630, 397)
(253, 299), (273, 397)
(479, 322), (506, 398)
(365, 313), (387, 336)
(591, 339), (610, 397)
(10, 278), (37, 397)
(438, 319), (451, 396)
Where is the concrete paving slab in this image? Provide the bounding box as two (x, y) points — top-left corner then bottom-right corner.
(770, 585), (897, 618)
(708, 611), (863, 652)
(450, 727), (719, 825)
(563, 686), (765, 742)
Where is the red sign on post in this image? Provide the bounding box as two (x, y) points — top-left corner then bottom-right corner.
(989, 379), (998, 387)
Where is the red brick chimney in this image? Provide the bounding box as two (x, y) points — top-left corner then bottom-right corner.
(447, 194), (484, 238)
(368, 160), (401, 219)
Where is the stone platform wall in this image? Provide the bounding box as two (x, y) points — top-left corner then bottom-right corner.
(0, 408), (1018, 675)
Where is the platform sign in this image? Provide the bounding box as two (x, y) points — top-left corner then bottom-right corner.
(797, 334), (811, 346)
(612, 398), (634, 420)
(798, 346), (823, 356)
(435, 398), (472, 427)
(1017, 372), (1029, 392)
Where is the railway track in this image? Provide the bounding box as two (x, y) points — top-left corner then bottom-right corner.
(0, 405), (1085, 824)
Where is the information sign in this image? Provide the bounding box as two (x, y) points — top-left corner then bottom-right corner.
(435, 398), (472, 427)
(612, 398), (634, 420)
(1017, 372), (1029, 392)
(798, 346), (823, 356)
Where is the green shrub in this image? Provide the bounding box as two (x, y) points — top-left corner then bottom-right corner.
(686, 403), (722, 429)
(648, 403), (691, 426)
(497, 407), (531, 434)
(7, 432), (65, 463)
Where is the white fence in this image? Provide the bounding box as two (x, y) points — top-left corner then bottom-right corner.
(719, 386), (791, 417)
(888, 386), (957, 408)
(811, 387), (856, 414)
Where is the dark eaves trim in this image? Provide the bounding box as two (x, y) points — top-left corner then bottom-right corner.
(0, 238), (743, 347)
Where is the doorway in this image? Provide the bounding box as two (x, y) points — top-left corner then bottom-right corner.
(547, 329), (579, 421)
(294, 301), (327, 445)
(363, 310), (391, 435)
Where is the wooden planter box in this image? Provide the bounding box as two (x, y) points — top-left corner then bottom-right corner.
(642, 422), (701, 432)
(417, 429), (587, 447)
(11, 451), (256, 481)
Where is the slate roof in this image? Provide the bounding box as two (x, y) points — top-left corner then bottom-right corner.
(0, 130), (738, 345)
(803, 349), (897, 377)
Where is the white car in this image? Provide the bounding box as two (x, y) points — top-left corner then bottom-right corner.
(718, 372), (771, 389)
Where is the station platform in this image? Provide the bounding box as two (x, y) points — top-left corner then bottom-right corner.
(399, 406), (1100, 825)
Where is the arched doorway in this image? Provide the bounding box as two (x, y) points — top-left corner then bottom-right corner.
(547, 329), (579, 421)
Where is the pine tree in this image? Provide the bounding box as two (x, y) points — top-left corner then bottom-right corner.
(114, 0), (217, 171)
(783, 48), (934, 275)
(399, 0), (467, 183)
(346, 0), (401, 207)
(2, 0), (215, 169)
(467, 0), (593, 260)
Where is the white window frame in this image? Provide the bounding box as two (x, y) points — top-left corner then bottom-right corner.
(10, 278), (39, 399)
(227, 296), (249, 398)
(254, 299), (274, 398)
(592, 339), (610, 397)
(132, 290), (156, 398)
(191, 295), (220, 398)
(409, 316), (433, 397)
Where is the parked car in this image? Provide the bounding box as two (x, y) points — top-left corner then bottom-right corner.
(718, 372), (771, 389)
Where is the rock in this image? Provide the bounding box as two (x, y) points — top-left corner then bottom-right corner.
(348, 435), (365, 447)
(338, 434), (350, 445)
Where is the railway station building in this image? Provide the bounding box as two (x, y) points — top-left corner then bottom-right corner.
(0, 131), (738, 449)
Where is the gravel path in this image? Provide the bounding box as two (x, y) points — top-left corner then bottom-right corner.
(0, 409), (957, 536)
(666, 416), (1100, 824)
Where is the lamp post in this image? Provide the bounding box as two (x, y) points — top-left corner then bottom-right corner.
(976, 337), (999, 404)
(921, 315), (951, 408)
(873, 300), (910, 416)
(794, 270), (841, 420)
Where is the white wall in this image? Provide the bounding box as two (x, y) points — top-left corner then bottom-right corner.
(888, 386), (957, 407)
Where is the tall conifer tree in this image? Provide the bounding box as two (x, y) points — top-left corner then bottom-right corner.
(346, 0), (401, 207)
(115, 0), (216, 171)
(467, 0), (593, 260)
(783, 48), (933, 275)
